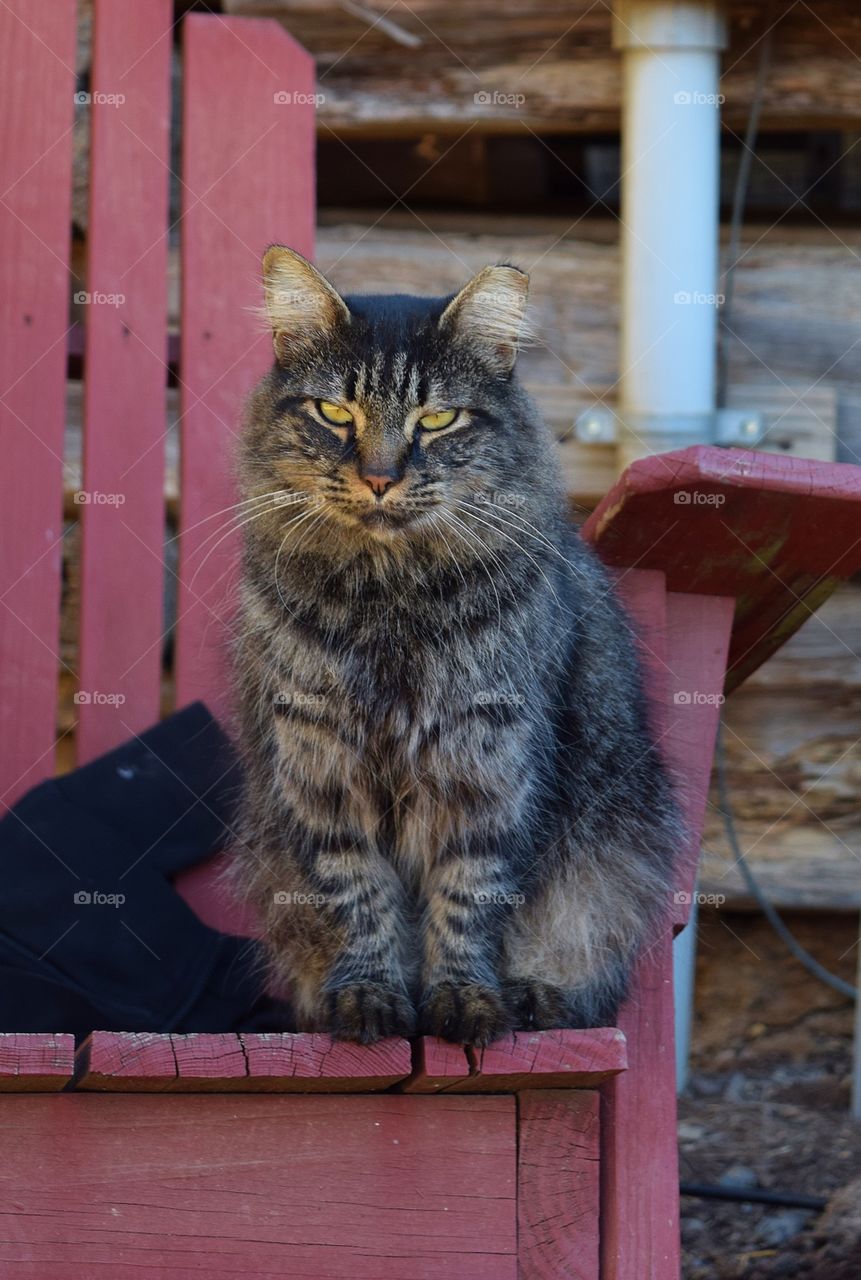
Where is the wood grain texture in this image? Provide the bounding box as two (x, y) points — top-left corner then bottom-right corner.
(175, 14), (315, 718)
(599, 570), (680, 1280)
(0, 0), (76, 807)
(223, 0), (861, 135)
(663, 592), (736, 928)
(0, 1034), (74, 1092)
(600, 931), (679, 1280)
(174, 13), (315, 930)
(700, 582), (861, 908)
(76, 0), (172, 763)
(404, 1029), (626, 1093)
(585, 446), (861, 692)
(0, 1093), (517, 1277)
(76, 1030), (411, 1092)
(517, 1090), (600, 1280)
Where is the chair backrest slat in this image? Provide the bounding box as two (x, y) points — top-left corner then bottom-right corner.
(0, 0), (77, 808)
(76, 0), (173, 764)
(176, 14), (316, 727)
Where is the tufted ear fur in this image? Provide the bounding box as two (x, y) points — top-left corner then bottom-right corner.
(438, 265), (530, 374)
(261, 245), (350, 362)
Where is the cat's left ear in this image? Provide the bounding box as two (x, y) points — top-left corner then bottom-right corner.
(261, 245), (350, 362)
(439, 265), (530, 374)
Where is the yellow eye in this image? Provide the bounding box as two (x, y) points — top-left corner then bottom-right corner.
(317, 400), (353, 426)
(419, 408), (458, 431)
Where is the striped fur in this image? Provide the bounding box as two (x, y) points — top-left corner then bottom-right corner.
(230, 248), (680, 1045)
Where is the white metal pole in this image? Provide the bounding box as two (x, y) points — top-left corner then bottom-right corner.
(613, 1), (727, 1090)
(612, 0), (728, 469)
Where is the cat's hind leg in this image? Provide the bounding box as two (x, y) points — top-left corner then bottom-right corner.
(501, 853), (668, 1030)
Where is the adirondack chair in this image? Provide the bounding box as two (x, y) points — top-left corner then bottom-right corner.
(3, 3), (861, 1277)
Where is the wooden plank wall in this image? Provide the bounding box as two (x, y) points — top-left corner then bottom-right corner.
(223, 0), (861, 135)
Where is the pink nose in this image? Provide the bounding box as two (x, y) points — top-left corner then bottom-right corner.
(363, 473), (396, 497)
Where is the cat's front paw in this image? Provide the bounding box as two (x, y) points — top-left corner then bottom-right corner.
(327, 981), (416, 1044)
(420, 981), (512, 1047)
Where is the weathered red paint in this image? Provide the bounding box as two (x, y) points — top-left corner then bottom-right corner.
(174, 12), (316, 930)
(76, 0), (173, 764)
(0, 0), (76, 808)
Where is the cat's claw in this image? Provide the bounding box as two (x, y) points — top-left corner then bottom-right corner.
(420, 981), (512, 1047)
(327, 981), (416, 1044)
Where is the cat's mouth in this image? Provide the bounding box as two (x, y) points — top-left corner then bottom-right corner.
(358, 505), (418, 530)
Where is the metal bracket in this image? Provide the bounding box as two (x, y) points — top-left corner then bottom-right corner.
(574, 406), (764, 447)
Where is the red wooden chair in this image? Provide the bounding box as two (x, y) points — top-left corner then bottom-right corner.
(3, 3), (861, 1276)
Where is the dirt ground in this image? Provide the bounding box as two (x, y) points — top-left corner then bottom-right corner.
(681, 909), (861, 1279)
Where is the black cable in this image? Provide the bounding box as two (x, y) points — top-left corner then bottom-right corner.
(681, 1181), (826, 1211)
(710, 3), (857, 1002)
(714, 718), (857, 1000)
(716, 2), (776, 410)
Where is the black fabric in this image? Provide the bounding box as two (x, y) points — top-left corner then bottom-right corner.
(0, 702), (294, 1036)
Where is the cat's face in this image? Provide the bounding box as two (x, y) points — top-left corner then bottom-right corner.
(243, 248), (534, 551)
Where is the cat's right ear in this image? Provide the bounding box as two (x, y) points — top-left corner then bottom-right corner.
(261, 246), (350, 362)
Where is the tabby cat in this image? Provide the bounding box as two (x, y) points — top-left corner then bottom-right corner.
(231, 246), (679, 1046)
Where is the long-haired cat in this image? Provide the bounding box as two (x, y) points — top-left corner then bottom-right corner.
(231, 246), (679, 1045)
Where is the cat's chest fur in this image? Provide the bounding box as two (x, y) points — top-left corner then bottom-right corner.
(266, 577), (532, 879)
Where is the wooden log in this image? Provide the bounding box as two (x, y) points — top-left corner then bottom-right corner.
(0, 1093), (518, 1277)
(403, 1028), (627, 1093)
(0, 1034), (75, 1092)
(223, 0), (861, 135)
(75, 1030), (412, 1092)
(517, 1090), (601, 1280)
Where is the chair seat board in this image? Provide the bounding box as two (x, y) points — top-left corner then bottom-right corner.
(0, 1034), (75, 1092)
(75, 1030), (411, 1092)
(404, 1028), (627, 1094)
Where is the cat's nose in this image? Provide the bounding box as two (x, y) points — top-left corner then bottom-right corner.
(362, 472), (397, 497)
